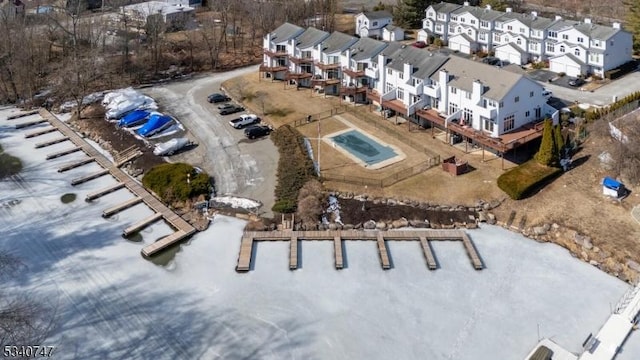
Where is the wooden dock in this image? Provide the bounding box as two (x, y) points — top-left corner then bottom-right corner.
(35, 136), (69, 148)
(102, 197), (143, 218)
(70, 169), (110, 186)
(236, 229), (484, 273)
(45, 146), (82, 160)
(15, 119), (47, 129)
(7, 110), (39, 120)
(122, 213), (163, 237)
(86, 182), (126, 201)
(58, 158), (95, 172)
(33, 109), (196, 257)
(25, 127), (57, 138)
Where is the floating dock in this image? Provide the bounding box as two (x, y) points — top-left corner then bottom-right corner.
(25, 127), (57, 138)
(70, 169), (110, 186)
(122, 213), (163, 237)
(85, 182), (126, 201)
(7, 110), (39, 120)
(58, 158), (95, 172)
(15, 119), (47, 129)
(102, 197), (143, 218)
(45, 146), (82, 160)
(35, 136), (69, 148)
(141, 230), (191, 257)
(236, 229), (483, 273)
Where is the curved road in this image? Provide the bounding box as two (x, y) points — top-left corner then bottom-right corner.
(141, 66), (278, 217)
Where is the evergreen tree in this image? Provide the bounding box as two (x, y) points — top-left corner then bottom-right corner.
(394, 0), (434, 28)
(535, 119), (558, 167)
(623, 0), (640, 53)
(554, 124), (565, 158)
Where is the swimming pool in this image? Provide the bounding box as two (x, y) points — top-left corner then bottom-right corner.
(331, 129), (398, 166)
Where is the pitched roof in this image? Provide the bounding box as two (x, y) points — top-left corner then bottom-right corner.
(386, 46), (449, 79)
(321, 31), (358, 54)
(495, 42), (525, 55)
(295, 27), (330, 49)
(573, 22), (621, 40)
(349, 37), (388, 61)
(430, 2), (462, 14)
(269, 22), (304, 43)
(431, 56), (536, 100)
(371, 41), (404, 63)
(361, 10), (392, 20)
(550, 53), (586, 66)
(452, 5), (504, 21)
(384, 24), (402, 32)
(497, 12), (555, 30)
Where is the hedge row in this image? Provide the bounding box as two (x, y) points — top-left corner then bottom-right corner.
(497, 160), (562, 200)
(142, 163), (211, 203)
(585, 91), (640, 122)
(271, 125), (316, 213)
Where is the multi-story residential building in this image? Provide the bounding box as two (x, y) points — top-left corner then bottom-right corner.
(418, 1), (633, 77)
(261, 23), (305, 80)
(286, 27), (330, 87)
(355, 10), (393, 39)
(340, 37), (388, 103)
(311, 31), (358, 95)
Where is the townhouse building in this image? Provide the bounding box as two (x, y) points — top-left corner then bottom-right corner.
(355, 10), (393, 39)
(418, 1), (633, 77)
(263, 23), (556, 153)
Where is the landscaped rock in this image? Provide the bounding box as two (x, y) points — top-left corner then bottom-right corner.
(468, 214), (476, 222)
(483, 203), (491, 211)
(478, 212), (487, 222)
(353, 222), (362, 229)
(589, 260), (600, 267)
(363, 220), (376, 230)
(487, 213), (496, 225)
(392, 218), (409, 229)
(375, 221), (387, 230)
(533, 226), (547, 236)
(626, 260), (640, 273)
(552, 223), (560, 230)
(343, 224), (354, 230)
(542, 223), (551, 232)
(574, 234), (593, 250)
(328, 223), (338, 230)
(372, 198), (381, 205)
(387, 199), (397, 206)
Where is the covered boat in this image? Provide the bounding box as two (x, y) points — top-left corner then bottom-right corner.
(153, 137), (191, 156)
(137, 114), (174, 137)
(117, 110), (150, 128)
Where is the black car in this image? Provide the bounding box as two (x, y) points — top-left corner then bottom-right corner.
(244, 125), (271, 139)
(481, 57), (500, 66)
(568, 78), (585, 87)
(219, 104), (245, 115)
(207, 93), (230, 103)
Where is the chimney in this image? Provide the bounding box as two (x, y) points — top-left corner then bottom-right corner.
(485, 5), (491, 10)
(613, 22), (621, 29)
(472, 80), (483, 104)
(555, 15), (562, 21)
(506, 7), (512, 13)
(584, 18), (591, 24)
(531, 11), (537, 18)
(463, 1), (469, 6)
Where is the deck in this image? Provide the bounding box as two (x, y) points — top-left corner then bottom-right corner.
(31, 109), (196, 256)
(236, 229), (484, 272)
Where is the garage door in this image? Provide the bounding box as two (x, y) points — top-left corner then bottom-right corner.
(550, 61), (581, 77)
(509, 53), (522, 65)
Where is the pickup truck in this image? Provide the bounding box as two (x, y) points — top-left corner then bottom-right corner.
(229, 114), (260, 129)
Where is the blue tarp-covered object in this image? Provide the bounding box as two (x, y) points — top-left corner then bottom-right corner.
(136, 114), (173, 137)
(602, 177), (625, 198)
(118, 110), (150, 128)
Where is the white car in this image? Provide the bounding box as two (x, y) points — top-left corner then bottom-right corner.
(229, 114), (260, 129)
(542, 88), (553, 99)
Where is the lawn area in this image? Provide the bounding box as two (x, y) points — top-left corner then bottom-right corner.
(497, 160), (562, 200)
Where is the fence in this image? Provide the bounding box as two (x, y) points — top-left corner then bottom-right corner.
(322, 157), (440, 188)
(289, 105), (348, 127)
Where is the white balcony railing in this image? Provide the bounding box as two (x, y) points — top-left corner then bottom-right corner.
(408, 98), (427, 115)
(475, 106), (496, 120)
(365, 67), (379, 79)
(423, 85), (440, 98)
(382, 88), (397, 101)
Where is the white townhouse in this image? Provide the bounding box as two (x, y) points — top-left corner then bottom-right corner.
(340, 37), (388, 103)
(262, 23), (305, 80)
(312, 31), (358, 95)
(286, 27), (330, 87)
(355, 10), (393, 39)
(419, 1), (634, 76)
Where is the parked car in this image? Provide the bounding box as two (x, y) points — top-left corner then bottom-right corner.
(207, 93), (230, 103)
(412, 41), (427, 48)
(481, 56), (500, 66)
(542, 88), (553, 99)
(219, 104), (245, 115)
(569, 78), (585, 87)
(229, 114), (260, 129)
(244, 125), (272, 139)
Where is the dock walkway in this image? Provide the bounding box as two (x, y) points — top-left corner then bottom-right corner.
(236, 229), (483, 272)
(34, 110), (196, 256)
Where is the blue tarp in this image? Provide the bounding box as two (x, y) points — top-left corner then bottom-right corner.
(118, 110), (150, 128)
(602, 177), (622, 190)
(137, 114), (172, 137)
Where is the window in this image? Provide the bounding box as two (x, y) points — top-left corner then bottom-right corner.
(504, 114), (515, 131)
(525, 110), (530, 117)
(577, 37), (584, 43)
(438, 13), (445, 20)
(463, 108), (472, 123)
(574, 48), (580, 56)
(428, 11), (434, 18)
(517, 38), (522, 45)
(530, 42), (538, 51)
(387, 68), (392, 75)
(520, 27), (525, 33)
(482, 99), (488, 108)
(494, 33), (501, 42)
(276, 45), (286, 52)
(465, 91), (471, 100)
(449, 25), (456, 33)
(461, 18), (466, 23)
(302, 50), (312, 59)
(397, 88), (404, 99)
(483, 117), (494, 132)
(507, 25), (513, 31)
(559, 45), (565, 53)
(451, 87), (457, 94)
(546, 43), (554, 52)
(479, 33), (486, 40)
(480, 20), (489, 28)
(373, 21), (378, 26)
(436, 24), (443, 32)
(499, 101), (504, 108)
(529, 91), (534, 97)
(562, 34), (568, 40)
(471, 19), (476, 25)
(514, 96), (519, 103)
(399, 72), (404, 79)
(372, 62), (378, 68)
(451, 16), (458, 21)
(535, 107), (541, 118)
(594, 40), (600, 47)
(385, 82), (394, 93)
(548, 31), (557, 38)
(449, 103), (459, 115)
(467, 29), (472, 36)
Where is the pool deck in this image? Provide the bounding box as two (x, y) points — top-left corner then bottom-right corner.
(324, 115), (406, 170)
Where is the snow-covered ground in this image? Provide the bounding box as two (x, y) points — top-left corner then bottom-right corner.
(1, 109), (639, 359)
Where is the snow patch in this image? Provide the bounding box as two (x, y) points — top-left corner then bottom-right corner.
(210, 196), (261, 210)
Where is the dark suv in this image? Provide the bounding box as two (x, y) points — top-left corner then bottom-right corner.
(244, 125), (271, 139)
(207, 93), (230, 103)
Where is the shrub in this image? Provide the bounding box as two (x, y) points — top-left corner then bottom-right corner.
(0, 144), (22, 179)
(433, 37), (443, 48)
(271, 125), (316, 214)
(497, 160), (563, 200)
(296, 179), (324, 226)
(558, 72), (566, 77)
(534, 119), (558, 167)
(142, 163), (211, 204)
(531, 61), (546, 69)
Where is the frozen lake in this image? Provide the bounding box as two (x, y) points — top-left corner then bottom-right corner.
(0, 108), (637, 359)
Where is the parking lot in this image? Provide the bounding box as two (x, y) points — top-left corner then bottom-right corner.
(141, 65), (278, 217)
